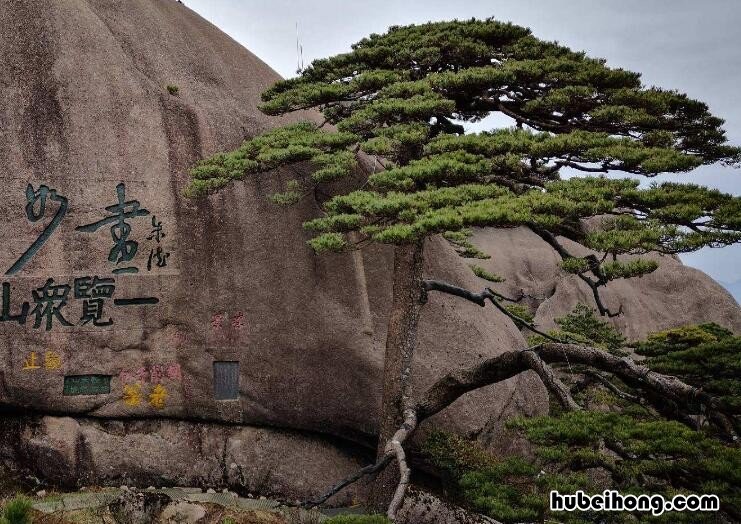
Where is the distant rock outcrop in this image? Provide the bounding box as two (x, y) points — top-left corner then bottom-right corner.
(0, 0), (737, 502)
(468, 227), (741, 341)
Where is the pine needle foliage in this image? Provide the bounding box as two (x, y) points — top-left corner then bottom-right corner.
(637, 324), (741, 411)
(424, 319), (741, 523)
(425, 311), (740, 523)
(187, 19), (741, 284)
(470, 264), (504, 282)
(425, 412), (740, 523)
(528, 303), (627, 351)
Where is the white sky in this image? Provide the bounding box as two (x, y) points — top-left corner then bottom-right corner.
(187, 0), (741, 300)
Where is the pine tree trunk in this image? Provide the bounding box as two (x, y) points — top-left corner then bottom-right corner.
(368, 240), (425, 513)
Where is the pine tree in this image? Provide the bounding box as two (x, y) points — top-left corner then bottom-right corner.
(187, 19), (741, 516)
(423, 315), (741, 523)
(637, 323), (741, 412)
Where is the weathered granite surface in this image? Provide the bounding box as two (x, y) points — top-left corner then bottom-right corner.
(0, 0), (544, 495)
(0, 0), (738, 502)
(468, 227), (741, 341)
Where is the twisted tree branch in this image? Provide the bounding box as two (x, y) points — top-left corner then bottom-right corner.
(522, 351), (581, 411)
(386, 409), (418, 521)
(530, 228), (624, 317)
(421, 280), (494, 306)
(302, 339), (735, 519)
(422, 279), (570, 343)
(301, 455), (394, 509)
(582, 370), (640, 403)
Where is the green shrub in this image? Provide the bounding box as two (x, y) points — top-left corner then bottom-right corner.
(503, 303), (534, 323)
(553, 303), (626, 350)
(167, 84), (180, 96)
(443, 229), (489, 259)
(469, 264), (504, 283)
(424, 415), (740, 524)
(529, 303), (626, 352)
(423, 430), (498, 477)
(0, 496), (33, 524)
(635, 322), (732, 356)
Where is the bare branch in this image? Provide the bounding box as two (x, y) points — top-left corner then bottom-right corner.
(422, 279), (569, 343)
(530, 228), (623, 317)
(522, 351), (581, 410)
(301, 455), (393, 509)
(416, 343), (735, 438)
(583, 370), (640, 402)
(416, 351), (527, 421)
(386, 409), (418, 521)
(484, 291), (568, 342)
(303, 341), (734, 515)
(422, 280), (494, 306)
(485, 286), (549, 303)
(536, 344), (736, 438)
(555, 160), (609, 173)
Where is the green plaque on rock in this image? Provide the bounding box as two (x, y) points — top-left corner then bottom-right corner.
(63, 375), (112, 396)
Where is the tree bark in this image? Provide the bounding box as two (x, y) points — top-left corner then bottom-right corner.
(369, 240), (425, 512)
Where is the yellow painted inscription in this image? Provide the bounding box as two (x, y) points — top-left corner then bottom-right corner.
(122, 383), (142, 406)
(22, 352), (40, 370)
(44, 351), (62, 370)
(148, 384), (168, 409)
(22, 351), (63, 371)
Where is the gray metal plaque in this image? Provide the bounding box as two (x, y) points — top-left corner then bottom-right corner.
(213, 361), (239, 400)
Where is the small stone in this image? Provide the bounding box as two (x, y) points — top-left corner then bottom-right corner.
(206, 488), (216, 494)
(109, 491), (171, 524)
(36, 490), (47, 498)
(120, 486), (129, 491)
(248, 493), (254, 498)
(160, 502), (206, 524)
(146, 486), (156, 491)
(221, 488), (229, 493)
(259, 496), (266, 500)
(174, 487), (202, 494)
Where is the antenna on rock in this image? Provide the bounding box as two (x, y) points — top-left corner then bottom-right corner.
(295, 21), (305, 75)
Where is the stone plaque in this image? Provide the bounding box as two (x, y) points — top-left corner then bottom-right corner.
(213, 361), (239, 400)
(63, 375), (112, 396)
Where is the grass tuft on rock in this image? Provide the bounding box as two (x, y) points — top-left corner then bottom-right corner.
(0, 496), (33, 524)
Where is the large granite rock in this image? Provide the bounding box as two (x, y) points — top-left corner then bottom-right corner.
(397, 488), (501, 524)
(0, 0), (543, 496)
(0, 0), (737, 502)
(0, 415), (369, 505)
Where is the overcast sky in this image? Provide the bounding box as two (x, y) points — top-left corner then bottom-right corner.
(187, 0), (741, 300)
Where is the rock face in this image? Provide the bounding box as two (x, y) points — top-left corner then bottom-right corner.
(0, 0), (543, 495)
(109, 491), (172, 524)
(0, 0), (738, 501)
(1, 416), (370, 504)
(397, 488), (501, 524)
(468, 227), (741, 340)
